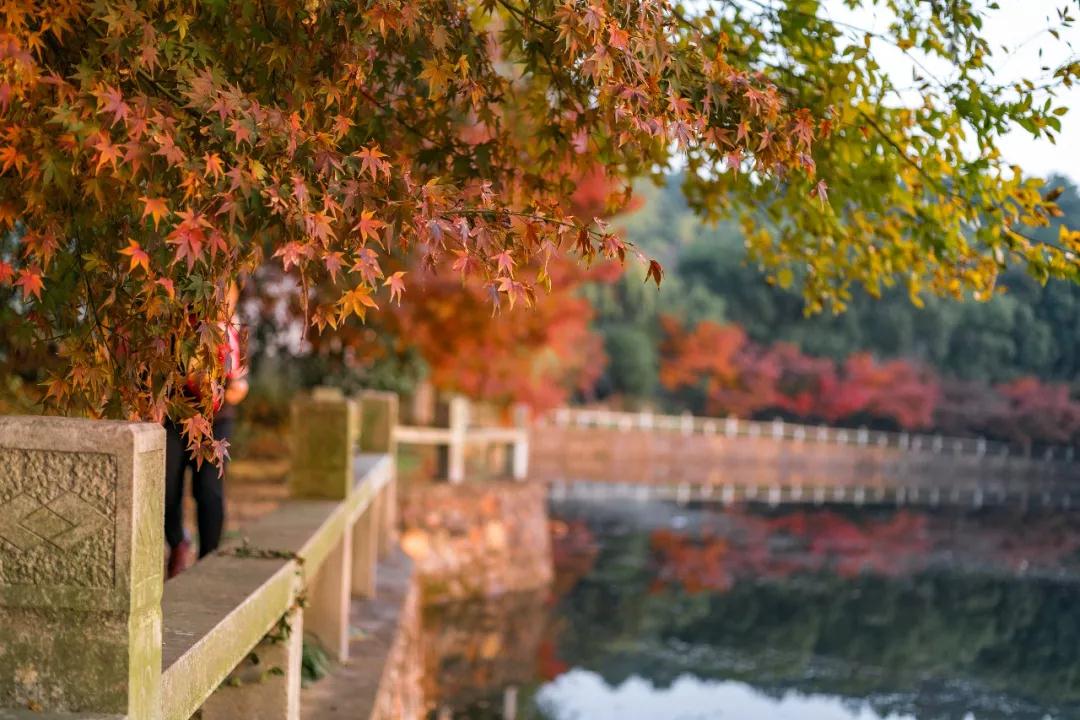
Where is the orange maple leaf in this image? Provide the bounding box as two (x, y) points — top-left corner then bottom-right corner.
(337, 285), (379, 321)
(119, 239), (151, 274)
(354, 209), (385, 244)
(139, 196), (170, 229)
(93, 136), (122, 173)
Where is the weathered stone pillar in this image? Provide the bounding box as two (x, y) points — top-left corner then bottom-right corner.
(289, 388), (359, 500)
(357, 390), (398, 455)
(201, 608), (304, 720)
(359, 391), (399, 557)
(289, 389), (356, 663)
(0, 416), (165, 718)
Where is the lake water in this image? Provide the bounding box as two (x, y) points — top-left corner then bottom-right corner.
(423, 499), (1080, 720)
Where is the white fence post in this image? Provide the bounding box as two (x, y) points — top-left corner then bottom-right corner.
(447, 395), (469, 484)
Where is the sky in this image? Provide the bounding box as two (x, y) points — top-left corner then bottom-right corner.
(826, 0), (1080, 183)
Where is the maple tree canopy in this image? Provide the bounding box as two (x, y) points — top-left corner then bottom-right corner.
(0, 0), (1077, 459)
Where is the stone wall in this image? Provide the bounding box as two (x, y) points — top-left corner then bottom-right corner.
(399, 482), (553, 604)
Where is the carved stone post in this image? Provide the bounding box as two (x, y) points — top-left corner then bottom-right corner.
(289, 390), (356, 662)
(0, 416), (165, 719)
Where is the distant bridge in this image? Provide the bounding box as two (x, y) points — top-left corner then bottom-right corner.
(531, 408), (1080, 510)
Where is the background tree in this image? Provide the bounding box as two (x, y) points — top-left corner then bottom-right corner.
(0, 1), (1076, 458)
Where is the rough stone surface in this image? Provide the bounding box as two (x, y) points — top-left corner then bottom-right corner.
(399, 482), (552, 603)
(289, 394), (358, 500)
(0, 449), (116, 588)
(0, 416), (164, 718)
(357, 391), (398, 455)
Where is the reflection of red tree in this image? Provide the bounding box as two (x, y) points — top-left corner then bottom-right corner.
(651, 529), (734, 593)
(643, 509), (1080, 595)
(536, 638), (570, 681)
(550, 519), (600, 600)
(648, 510), (935, 594)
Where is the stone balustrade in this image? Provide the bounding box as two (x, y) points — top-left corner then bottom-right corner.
(0, 390), (404, 720)
(533, 407), (1080, 509)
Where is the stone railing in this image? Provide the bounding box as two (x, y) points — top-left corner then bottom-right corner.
(0, 389), (402, 720)
(545, 407), (1077, 463)
(395, 395), (529, 483)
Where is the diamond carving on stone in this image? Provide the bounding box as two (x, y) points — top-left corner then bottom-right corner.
(0, 448), (117, 589)
(0, 491), (108, 552)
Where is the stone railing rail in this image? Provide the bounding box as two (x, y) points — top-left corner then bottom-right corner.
(394, 395), (529, 483)
(0, 388), (400, 720)
(544, 407), (1078, 464)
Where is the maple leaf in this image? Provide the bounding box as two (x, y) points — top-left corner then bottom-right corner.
(207, 230), (229, 260)
(0, 260), (12, 284)
(383, 270), (406, 305)
(93, 136), (122, 173)
(645, 259), (664, 287)
(497, 277), (532, 309)
(156, 277), (175, 299)
(228, 118), (252, 146)
(274, 241), (308, 271)
(324, 251), (345, 282)
(0, 145), (27, 175)
(139, 196), (170, 229)
(98, 85), (130, 127)
(492, 250), (515, 276)
(351, 246), (384, 284)
(354, 209), (385, 244)
(14, 266), (43, 300)
(204, 152), (224, 181)
(119, 239), (150, 274)
(356, 145), (390, 181)
(337, 285), (378, 321)
(167, 210), (211, 270)
(451, 250), (482, 276)
(812, 180), (829, 209)
(152, 133), (185, 166)
(418, 58), (451, 97)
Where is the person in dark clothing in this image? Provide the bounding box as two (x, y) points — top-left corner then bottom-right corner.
(164, 286), (248, 578)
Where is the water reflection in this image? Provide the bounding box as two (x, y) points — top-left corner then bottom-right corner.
(424, 502), (1080, 719)
(536, 670), (920, 720)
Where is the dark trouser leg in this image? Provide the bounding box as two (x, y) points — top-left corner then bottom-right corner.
(163, 420), (189, 549)
(192, 417), (233, 557)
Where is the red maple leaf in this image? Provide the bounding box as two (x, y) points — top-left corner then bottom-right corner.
(14, 266), (43, 300)
(98, 85), (130, 127)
